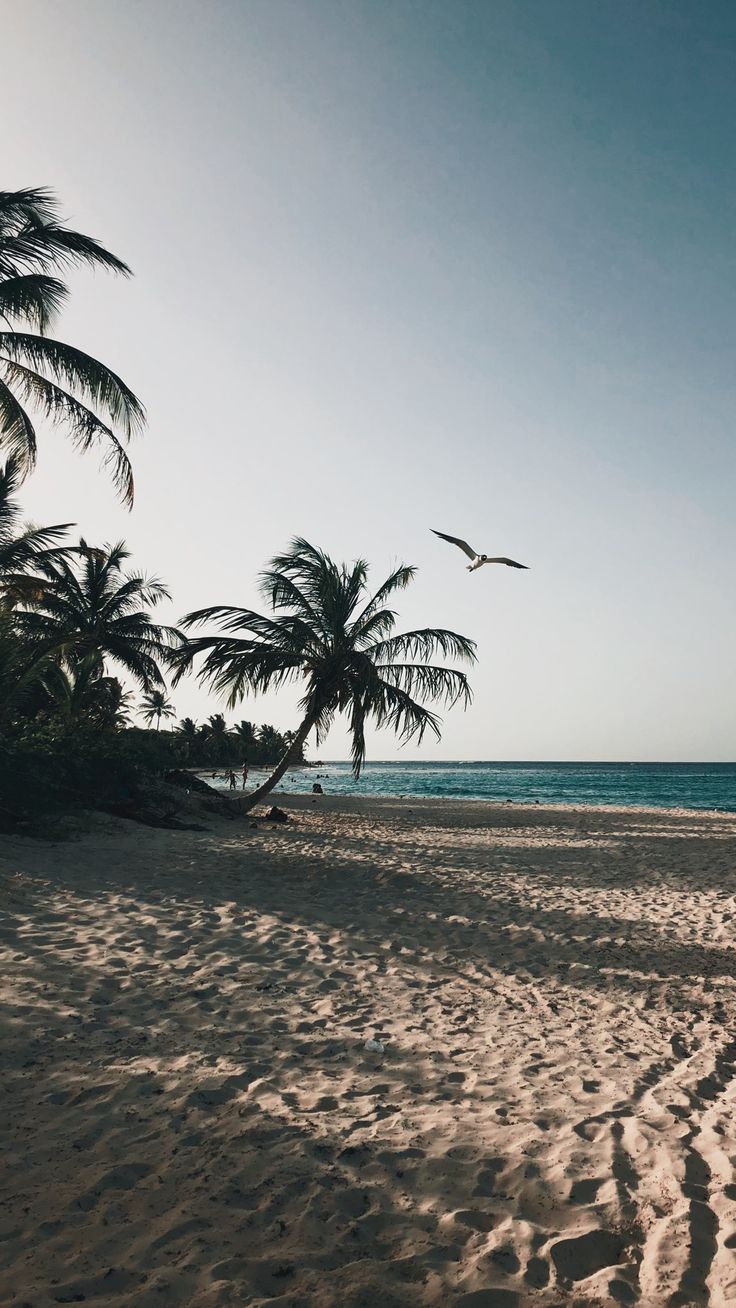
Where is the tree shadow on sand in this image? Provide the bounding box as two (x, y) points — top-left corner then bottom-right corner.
(2, 804), (735, 1306)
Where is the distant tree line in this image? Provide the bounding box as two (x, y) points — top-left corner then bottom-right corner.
(174, 715), (306, 767)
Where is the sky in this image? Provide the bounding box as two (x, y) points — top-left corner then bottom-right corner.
(3, 0), (736, 761)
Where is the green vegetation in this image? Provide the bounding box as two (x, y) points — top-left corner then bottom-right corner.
(0, 188), (475, 832)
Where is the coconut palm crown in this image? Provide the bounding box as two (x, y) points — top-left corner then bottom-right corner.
(16, 539), (180, 692)
(0, 188), (144, 505)
(139, 687), (175, 730)
(174, 538), (476, 808)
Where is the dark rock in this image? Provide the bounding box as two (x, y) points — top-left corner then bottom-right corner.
(266, 806), (288, 823)
(105, 797), (206, 831)
(164, 770), (218, 795)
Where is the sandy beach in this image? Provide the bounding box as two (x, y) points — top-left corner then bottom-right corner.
(2, 795), (736, 1307)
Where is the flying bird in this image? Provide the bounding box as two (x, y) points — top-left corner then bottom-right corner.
(431, 529), (529, 573)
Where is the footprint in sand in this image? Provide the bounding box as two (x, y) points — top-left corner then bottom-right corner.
(550, 1228), (626, 1281)
(568, 1177), (604, 1205)
(473, 1159), (506, 1197)
(455, 1210), (497, 1233)
(524, 1256), (550, 1288)
(489, 1245), (520, 1274)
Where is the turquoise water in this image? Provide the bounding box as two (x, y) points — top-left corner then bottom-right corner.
(215, 761), (736, 811)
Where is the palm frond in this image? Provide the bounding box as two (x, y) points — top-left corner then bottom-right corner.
(0, 378), (37, 471)
(350, 562), (416, 635)
(0, 521), (72, 569)
(258, 568), (324, 630)
(0, 189), (61, 234)
(0, 187), (132, 278)
(181, 603), (316, 653)
(352, 606), (398, 647)
(0, 359), (134, 504)
(0, 334), (144, 436)
(372, 678), (442, 747)
(14, 533), (175, 691)
(0, 190), (142, 501)
(173, 633), (303, 706)
(376, 661), (473, 709)
(11, 225), (132, 277)
(367, 628), (478, 665)
(0, 275), (68, 331)
(348, 693), (367, 777)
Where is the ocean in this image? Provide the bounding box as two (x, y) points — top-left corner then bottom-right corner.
(210, 760), (736, 812)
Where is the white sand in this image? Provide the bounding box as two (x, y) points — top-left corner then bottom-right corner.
(1, 795), (735, 1306)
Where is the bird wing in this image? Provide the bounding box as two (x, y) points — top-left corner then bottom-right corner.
(484, 557), (529, 569)
(431, 529), (477, 561)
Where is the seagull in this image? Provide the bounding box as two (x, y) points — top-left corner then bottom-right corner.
(431, 529), (529, 573)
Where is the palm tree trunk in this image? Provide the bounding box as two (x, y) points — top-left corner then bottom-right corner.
(240, 711), (316, 813)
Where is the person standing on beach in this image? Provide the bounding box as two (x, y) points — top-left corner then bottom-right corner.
(241, 760), (249, 790)
(228, 769), (237, 790)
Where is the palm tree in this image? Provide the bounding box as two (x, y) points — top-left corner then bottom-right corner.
(43, 655), (134, 727)
(175, 538), (476, 811)
(196, 721), (212, 761)
(16, 538), (179, 691)
(177, 716), (199, 758)
(0, 613), (56, 728)
(206, 712), (230, 763)
(94, 676), (134, 729)
(139, 688), (175, 730)
(258, 723), (282, 759)
(0, 454), (71, 606)
(0, 188), (144, 505)
(282, 728), (306, 763)
(233, 718), (257, 756)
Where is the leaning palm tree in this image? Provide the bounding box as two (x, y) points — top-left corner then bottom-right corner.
(175, 538), (476, 811)
(139, 687), (175, 730)
(0, 188), (144, 505)
(16, 538), (179, 691)
(282, 728), (306, 763)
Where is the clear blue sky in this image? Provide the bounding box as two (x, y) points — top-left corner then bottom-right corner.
(5, 0), (736, 759)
